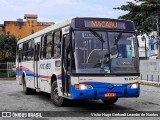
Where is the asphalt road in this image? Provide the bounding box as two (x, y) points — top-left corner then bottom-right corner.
(0, 80), (160, 120)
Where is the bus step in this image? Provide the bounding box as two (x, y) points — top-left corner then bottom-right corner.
(64, 93), (71, 97)
(67, 93), (71, 97)
(36, 89), (40, 92)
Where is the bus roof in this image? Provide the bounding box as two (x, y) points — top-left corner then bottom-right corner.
(17, 18), (73, 44)
(17, 17), (135, 44)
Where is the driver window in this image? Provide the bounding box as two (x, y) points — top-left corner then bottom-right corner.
(108, 32), (135, 58)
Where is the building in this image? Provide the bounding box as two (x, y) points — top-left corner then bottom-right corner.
(0, 14), (54, 39)
(138, 31), (158, 59)
(137, 34), (149, 59)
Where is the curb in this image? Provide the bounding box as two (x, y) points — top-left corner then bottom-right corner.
(140, 80), (160, 87)
(0, 77), (16, 80)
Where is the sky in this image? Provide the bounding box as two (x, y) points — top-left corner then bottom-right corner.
(0, 0), (136, 24)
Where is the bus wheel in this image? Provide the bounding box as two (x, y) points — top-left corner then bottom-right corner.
(51, 81), (66, 107)
(101, 98), (118, 105)
(22, 77), (31, 95)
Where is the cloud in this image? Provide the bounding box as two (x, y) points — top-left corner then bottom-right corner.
(1, 0), (7, 4)
(0, 0), (129, 23)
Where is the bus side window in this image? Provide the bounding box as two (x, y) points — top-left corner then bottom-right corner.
(41, 35), (50, 59)
(28, 40), (34, 60)
(46, 34), (53, 59)
(53, 31), (61, 58)
(40, 36), (45, 59)
(22, 42), (28, 61)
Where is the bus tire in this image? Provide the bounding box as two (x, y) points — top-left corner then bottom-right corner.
(102, 98), (118, 105)
(22, 77), (31, 95)
(51, 81), (66, 107)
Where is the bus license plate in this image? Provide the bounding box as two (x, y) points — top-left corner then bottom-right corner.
(105, 93), (116, 97)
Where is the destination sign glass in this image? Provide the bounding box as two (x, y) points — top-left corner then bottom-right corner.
(83, 33), (103, 38)
(84, 20), (126, 29)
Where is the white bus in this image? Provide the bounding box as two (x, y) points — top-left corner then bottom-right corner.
(16, 17), (140, 106)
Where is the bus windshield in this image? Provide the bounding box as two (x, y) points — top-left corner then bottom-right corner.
(73, 30), (139, 74)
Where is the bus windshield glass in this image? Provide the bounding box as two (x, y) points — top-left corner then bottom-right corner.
(74, 30), (139, 74)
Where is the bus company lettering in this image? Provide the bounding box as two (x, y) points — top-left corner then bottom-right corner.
(91, 21), (117, 28)
(40, 63), (51, 69)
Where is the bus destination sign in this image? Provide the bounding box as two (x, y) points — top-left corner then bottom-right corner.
(84, 20), (126, 29)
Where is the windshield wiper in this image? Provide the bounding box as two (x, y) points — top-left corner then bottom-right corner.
(114, 31), (123, 45)
(89, 29), (105, 43)
(114, 31), (123, 58)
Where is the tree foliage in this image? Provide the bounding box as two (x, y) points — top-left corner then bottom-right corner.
(114, 0), (160, 34)
(0, 34), (17, 62)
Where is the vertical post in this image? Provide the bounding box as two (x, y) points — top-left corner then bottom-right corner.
(7, 62), (9, 78)
(145, 37), (147, 59)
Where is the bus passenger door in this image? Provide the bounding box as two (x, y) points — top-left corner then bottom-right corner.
(62, 34), (71, 96)
(34, 43), (40, 89)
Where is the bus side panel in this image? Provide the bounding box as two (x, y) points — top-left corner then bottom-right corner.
(38, 59), (49, 92)
(21, 61), (35, 89)
(38, 59), (55, 93)
(38, 59), (62, 94)
(49, 59), (62, 96)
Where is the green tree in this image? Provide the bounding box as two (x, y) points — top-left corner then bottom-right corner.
(114, 0), (160, 34)
(0, 34), (17, 62)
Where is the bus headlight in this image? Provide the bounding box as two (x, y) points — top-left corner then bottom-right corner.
(128, 83), (139, 88)
(74, 84), (93, 90)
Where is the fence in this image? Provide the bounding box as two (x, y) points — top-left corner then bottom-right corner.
(0, 62), (16, 78)
(140, 60), (160, 83)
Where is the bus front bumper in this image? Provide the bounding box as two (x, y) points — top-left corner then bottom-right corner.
(71, 85), (140, 99)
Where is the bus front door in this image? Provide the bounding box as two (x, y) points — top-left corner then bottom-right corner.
(34, 43), (40, 90)
(62, 34), (71, 96)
